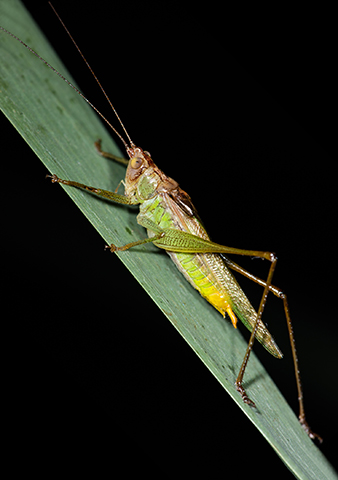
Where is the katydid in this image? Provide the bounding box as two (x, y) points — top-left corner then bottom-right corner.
(49, 143), (320, 440)
(0, 7), (321, 443)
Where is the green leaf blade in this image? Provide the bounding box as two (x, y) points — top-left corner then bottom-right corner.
(1, 2), (336, 478)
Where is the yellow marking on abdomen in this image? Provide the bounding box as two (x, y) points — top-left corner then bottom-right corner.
(172, 252), (238, 328)
(203, 291), (238, 328)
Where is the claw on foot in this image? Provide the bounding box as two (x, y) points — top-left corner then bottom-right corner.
(105, 244), (117, 253)
(236, 382), (256, 408)
(300, 416), (323, 443)
(46, 173), (60, 183)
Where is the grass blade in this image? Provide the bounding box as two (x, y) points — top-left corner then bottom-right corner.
(0, 1), (336, 478)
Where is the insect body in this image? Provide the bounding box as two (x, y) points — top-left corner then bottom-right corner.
(51, 141), (283, 363)
(49, 141), (307, 419)
(0, 8), (321, 442)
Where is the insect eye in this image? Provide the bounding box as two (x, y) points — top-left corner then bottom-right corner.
(130, 156), (143, 169)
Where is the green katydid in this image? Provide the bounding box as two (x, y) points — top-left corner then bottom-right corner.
(0, 7), (321, 443)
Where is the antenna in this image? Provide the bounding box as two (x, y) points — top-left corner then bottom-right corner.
(48, 2), (135, 148)
(0, 14), (132, 149)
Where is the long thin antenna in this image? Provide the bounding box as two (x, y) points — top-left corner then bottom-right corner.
(48, 2), (134, 148)
(0, 23), (130, 149)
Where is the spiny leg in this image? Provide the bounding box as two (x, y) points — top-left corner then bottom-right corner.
(225, 255), (322, 442)
(281, 294), (322, 442)
(235, 253), (278, 407)
(47, 174), (132, 205)
(94, 139), (129, 165)
(105, 233), (165, 253)
(221, 255), (282, 296)
(48, 174), (167, 257)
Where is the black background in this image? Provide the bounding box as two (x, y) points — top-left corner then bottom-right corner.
(3, 1), (337, 477)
